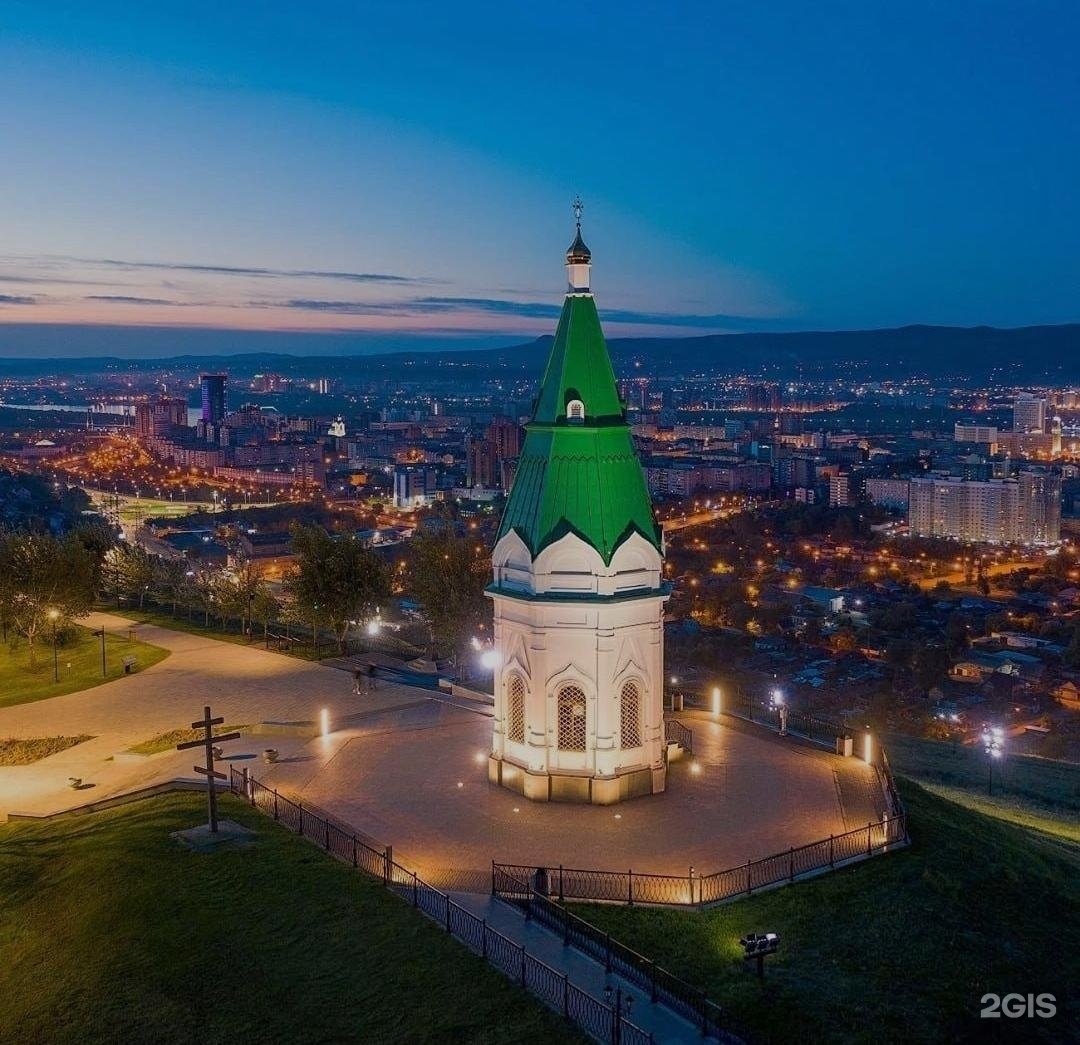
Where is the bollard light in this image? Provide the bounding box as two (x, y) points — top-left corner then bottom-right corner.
(863, 731), (874, 764)
(320, 707), (330, 737)
(712, 686), (722, 718)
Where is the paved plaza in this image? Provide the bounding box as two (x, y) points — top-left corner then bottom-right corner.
(259, 703), (887, 886)
(1, 614), (887, 890)
(0, 612), (421, 818)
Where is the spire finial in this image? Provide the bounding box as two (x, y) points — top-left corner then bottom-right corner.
(572, 195), (584, 228)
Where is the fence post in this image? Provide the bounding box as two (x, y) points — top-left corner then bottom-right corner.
(867, 822), (872, 856)
(384, 845), (392, 885)
(413, 870), (419, 907)
(563, 905), (570, 946)
(273, 789), (279, 821)
(241, 766), (249, 801)
(445, 896), (452, 932)
(520, 946), (527, 987)
(789, 847), (795, 883)
(491, 860), (495, 896)
(482, 920), (488, 960)
(324, 818), (330, 851)
(352, 835), (358, 869)
(606, 932), (612, 973)
(298, 801), (303, 837)
(829, 834), (834, 868)
(746, 859), (752, 896)
(650, 958), (658, 1002)
(613, 988), (622, 1045)
(563, 974), (570, 1018)
(628, 869), (633, 905)
(559, 864), (564, 903)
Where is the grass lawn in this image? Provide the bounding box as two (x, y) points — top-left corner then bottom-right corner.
(0, 735), (94, 765)
(885, 732), (1079, 813)
(128, 725), (248, 756)
(114, 603), (423, 663)
(0, 625), (169, 708)
(0, 793), (581, 1045)
(112, 605), (331, 661)
(575, 782), (1078, 1044)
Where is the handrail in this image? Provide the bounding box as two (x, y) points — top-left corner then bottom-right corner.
(493, 807), (906, 910)
(229, 767), (654, 1045)
(495, 865), (741, 1042)
(663, 718), (694, 754)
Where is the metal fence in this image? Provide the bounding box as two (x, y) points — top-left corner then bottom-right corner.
(493, 808), (905, 911)
(230, 768), (653, 1045)
(663, 718), (694, 754)
(494, 866), (741, 1042)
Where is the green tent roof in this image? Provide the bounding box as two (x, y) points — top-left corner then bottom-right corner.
(496, 293), (661, 563)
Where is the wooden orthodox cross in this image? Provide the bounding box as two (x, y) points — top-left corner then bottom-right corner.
(177, 706), (240, 832)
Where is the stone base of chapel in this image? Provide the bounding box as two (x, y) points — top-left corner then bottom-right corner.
(487, 757), (666, 805)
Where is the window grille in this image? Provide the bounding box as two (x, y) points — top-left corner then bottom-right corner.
(557, 684), (587, 751)
(507, 675), (526, 743)
(620, 681), (642, 748)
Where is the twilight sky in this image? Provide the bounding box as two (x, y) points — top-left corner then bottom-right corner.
(1, 2), (1078, 356)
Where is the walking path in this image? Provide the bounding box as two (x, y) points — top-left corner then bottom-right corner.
(0, 611), (433, 819)
(452, 891), (705, 1044)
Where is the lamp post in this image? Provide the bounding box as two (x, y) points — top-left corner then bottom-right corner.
(770, 688), (786, 735)
(981, 725), (1004, 795)
(48, 608), (60, 683)
(96, 625), (106, 678)
(740, 932), (780, 980)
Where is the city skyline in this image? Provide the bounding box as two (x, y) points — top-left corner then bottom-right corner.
(2, 2), (1079, 356)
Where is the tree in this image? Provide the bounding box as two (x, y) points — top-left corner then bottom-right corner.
(407, 526), (490, 662)
(1065, 627), (1080, 671)
(250, 585), (281, 645)
(913, 644), (950, 691)
(108, 544), (156, 608)
(154, 558), (190, 617)
(2, 532), (98, 665)
(286, 524), (390, 654)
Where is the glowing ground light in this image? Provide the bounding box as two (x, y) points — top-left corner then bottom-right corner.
(320, 708), (330, 737)
(864, 731), (873, 763)
(614, 813), (622, 820)
(474, 751), (486, 764)
(456, 781), (463, 788)
(712, 686), (722, 717)
(690, 762), (702, 775)
(512, 807), (520, 813)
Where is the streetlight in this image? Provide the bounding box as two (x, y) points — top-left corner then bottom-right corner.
(770, 688), (787, 735)
(740, 932), (780, 980)
(48, 608), (60, 682)
(981, 725), (1004, 795)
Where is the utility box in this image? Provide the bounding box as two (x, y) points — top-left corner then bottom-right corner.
(836, 735), (853, 757)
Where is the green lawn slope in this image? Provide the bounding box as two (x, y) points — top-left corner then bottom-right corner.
(0, 793), (580, 1044)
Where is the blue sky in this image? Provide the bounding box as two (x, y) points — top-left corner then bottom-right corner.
(0, 2), (1078, 355)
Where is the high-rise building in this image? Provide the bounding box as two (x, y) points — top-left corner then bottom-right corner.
(488, 209), (667, 805)
(908, 470), (1060, 546)
(467, 436), (498, 488)
(1013, 394), (1047, 434)
(392, 465), (437, 508)
(200, 373), (227, 424)
(487, 416), (522, 462)
(954, 423), (998, 445)
(1018, 469), (1062, 545)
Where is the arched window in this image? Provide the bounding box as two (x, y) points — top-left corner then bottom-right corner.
(567, 399), (585, 423)
(620, 680), (642, 748)
(557, 684), (587, 751)
(506, 675), (526, 744)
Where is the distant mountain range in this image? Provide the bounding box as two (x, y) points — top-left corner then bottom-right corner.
(0, 322), (1078, 383)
